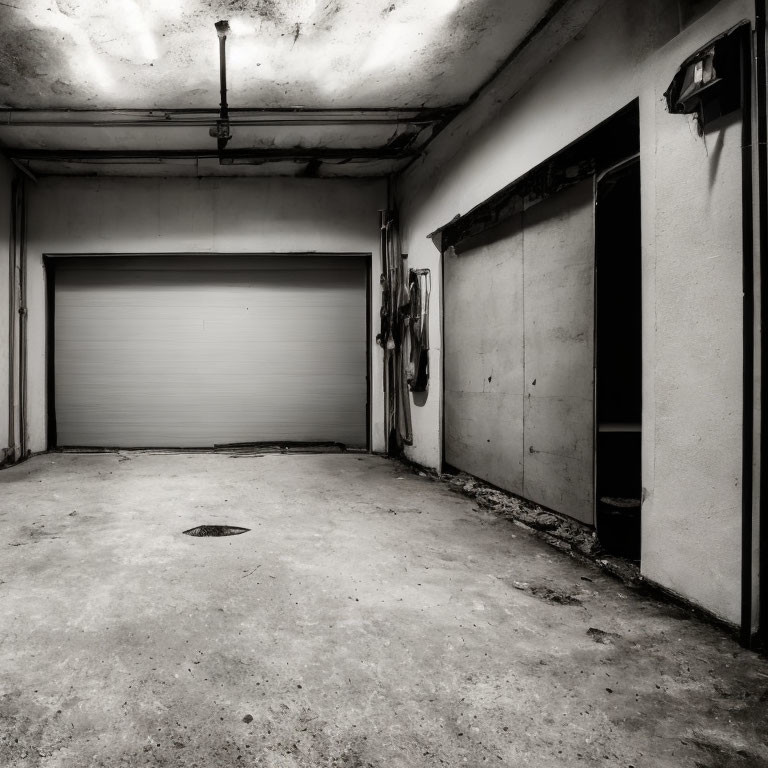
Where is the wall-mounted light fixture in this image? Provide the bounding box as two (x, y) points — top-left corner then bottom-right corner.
(664, 23), (742, 134)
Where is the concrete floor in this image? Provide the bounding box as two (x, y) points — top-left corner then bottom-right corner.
(0, 453), (766, 768)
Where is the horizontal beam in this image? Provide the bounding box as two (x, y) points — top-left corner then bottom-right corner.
(6, 147), (417, 162)
(0, 107), (460, 128)
(1, 106), (457, 114)
(430, 100), (640, 252)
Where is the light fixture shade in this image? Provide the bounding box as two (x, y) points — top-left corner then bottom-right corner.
(215, 20), (230, 38)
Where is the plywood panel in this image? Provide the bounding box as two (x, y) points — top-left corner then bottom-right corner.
(523, 395), (594, 520)
(54, 256), (367, 448)
(444, 217), (525, 491)
(523, 180), (595, 523)
(443, 180), (594, 524)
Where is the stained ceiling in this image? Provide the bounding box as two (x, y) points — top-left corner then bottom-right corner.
(0, 0), (559, 177)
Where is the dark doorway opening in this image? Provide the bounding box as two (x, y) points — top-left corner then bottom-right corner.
(595, 158), (642, 561)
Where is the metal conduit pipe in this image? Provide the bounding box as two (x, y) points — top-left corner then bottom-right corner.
(739, 20), (756, 648)
(212, 20), (232, 160)
(755, 0), (768, 651)
(379, 209), (390, 445)
(18, 176), (27, 460)
(7, 177), (17, 462)
(5, 174), (28, 467)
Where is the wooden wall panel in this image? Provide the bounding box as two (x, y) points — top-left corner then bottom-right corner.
(522, 181), (595, 523)
(444, 217), (525, 491)
(444, 180), (594, 524)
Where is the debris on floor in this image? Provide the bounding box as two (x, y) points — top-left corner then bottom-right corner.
(510, 580), (583, 606)
(407, 465), (643, 586)
(445, 472), (603, 555)
(586, 627), (622, 644)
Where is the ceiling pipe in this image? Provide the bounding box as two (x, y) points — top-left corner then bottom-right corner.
(7, 147), (417, 161)
(0, 112), (448, 128)
(211, 20), (232, 156)
(0, 107), (458, 118)
(9, 158), (37, 183)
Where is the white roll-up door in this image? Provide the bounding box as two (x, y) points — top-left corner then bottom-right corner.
(53, 255), (368, 448)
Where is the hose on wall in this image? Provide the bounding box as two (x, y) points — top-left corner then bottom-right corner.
(407, 268), (431, 393)
(378, 210), (419, 453)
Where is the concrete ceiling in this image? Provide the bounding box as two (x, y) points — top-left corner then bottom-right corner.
(0, 0), (559, 177)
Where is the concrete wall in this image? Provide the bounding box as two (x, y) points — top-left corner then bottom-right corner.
(0, 157), (11, 460)
(396, 0), (751, 624)
(25, 176), (387, 454)
(443, 180), (596, 525)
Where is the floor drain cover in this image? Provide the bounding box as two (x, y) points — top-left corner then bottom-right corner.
(183, 525), (250, 537)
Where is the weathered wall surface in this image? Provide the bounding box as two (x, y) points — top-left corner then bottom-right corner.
(443, 217), (526, 493)
(521, 181), (595, 525)
(444, 180), (596, 525)
(643, 108), (744, 625)
(25, 176), (387, 454)
(397, 0), (751, 624)
(0, 158), (11, 460)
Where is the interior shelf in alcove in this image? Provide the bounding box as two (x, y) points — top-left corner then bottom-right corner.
(598, 422), (641, 433)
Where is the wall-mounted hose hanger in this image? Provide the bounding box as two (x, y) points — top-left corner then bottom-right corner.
(377, 214), (432, 454)
(664, 22), (744, 134)
(211, 20), (233, 161)
(377, 210), (411, 453)
(406, 269), (430, 393)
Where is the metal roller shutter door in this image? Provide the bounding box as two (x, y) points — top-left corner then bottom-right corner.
(53, 255), (368, 448)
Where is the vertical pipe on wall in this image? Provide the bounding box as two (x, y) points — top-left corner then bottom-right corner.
(217, 28), (229, 154)
(7, 178), (17, 461)
(18, 177), (27, 458)
(213, 21), (231, 158)
(379, 210), (390, 449)
(755, 0), (768, 651)
(740, 21), (756, 648)
(44, 258), (57, 451)
(5, 175), (28, 466)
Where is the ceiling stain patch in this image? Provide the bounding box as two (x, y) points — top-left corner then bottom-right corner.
(218, 0), (284, 24)
(0, 0), (557, 109)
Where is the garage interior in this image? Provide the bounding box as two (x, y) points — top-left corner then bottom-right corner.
(1, 0), (768, 766)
